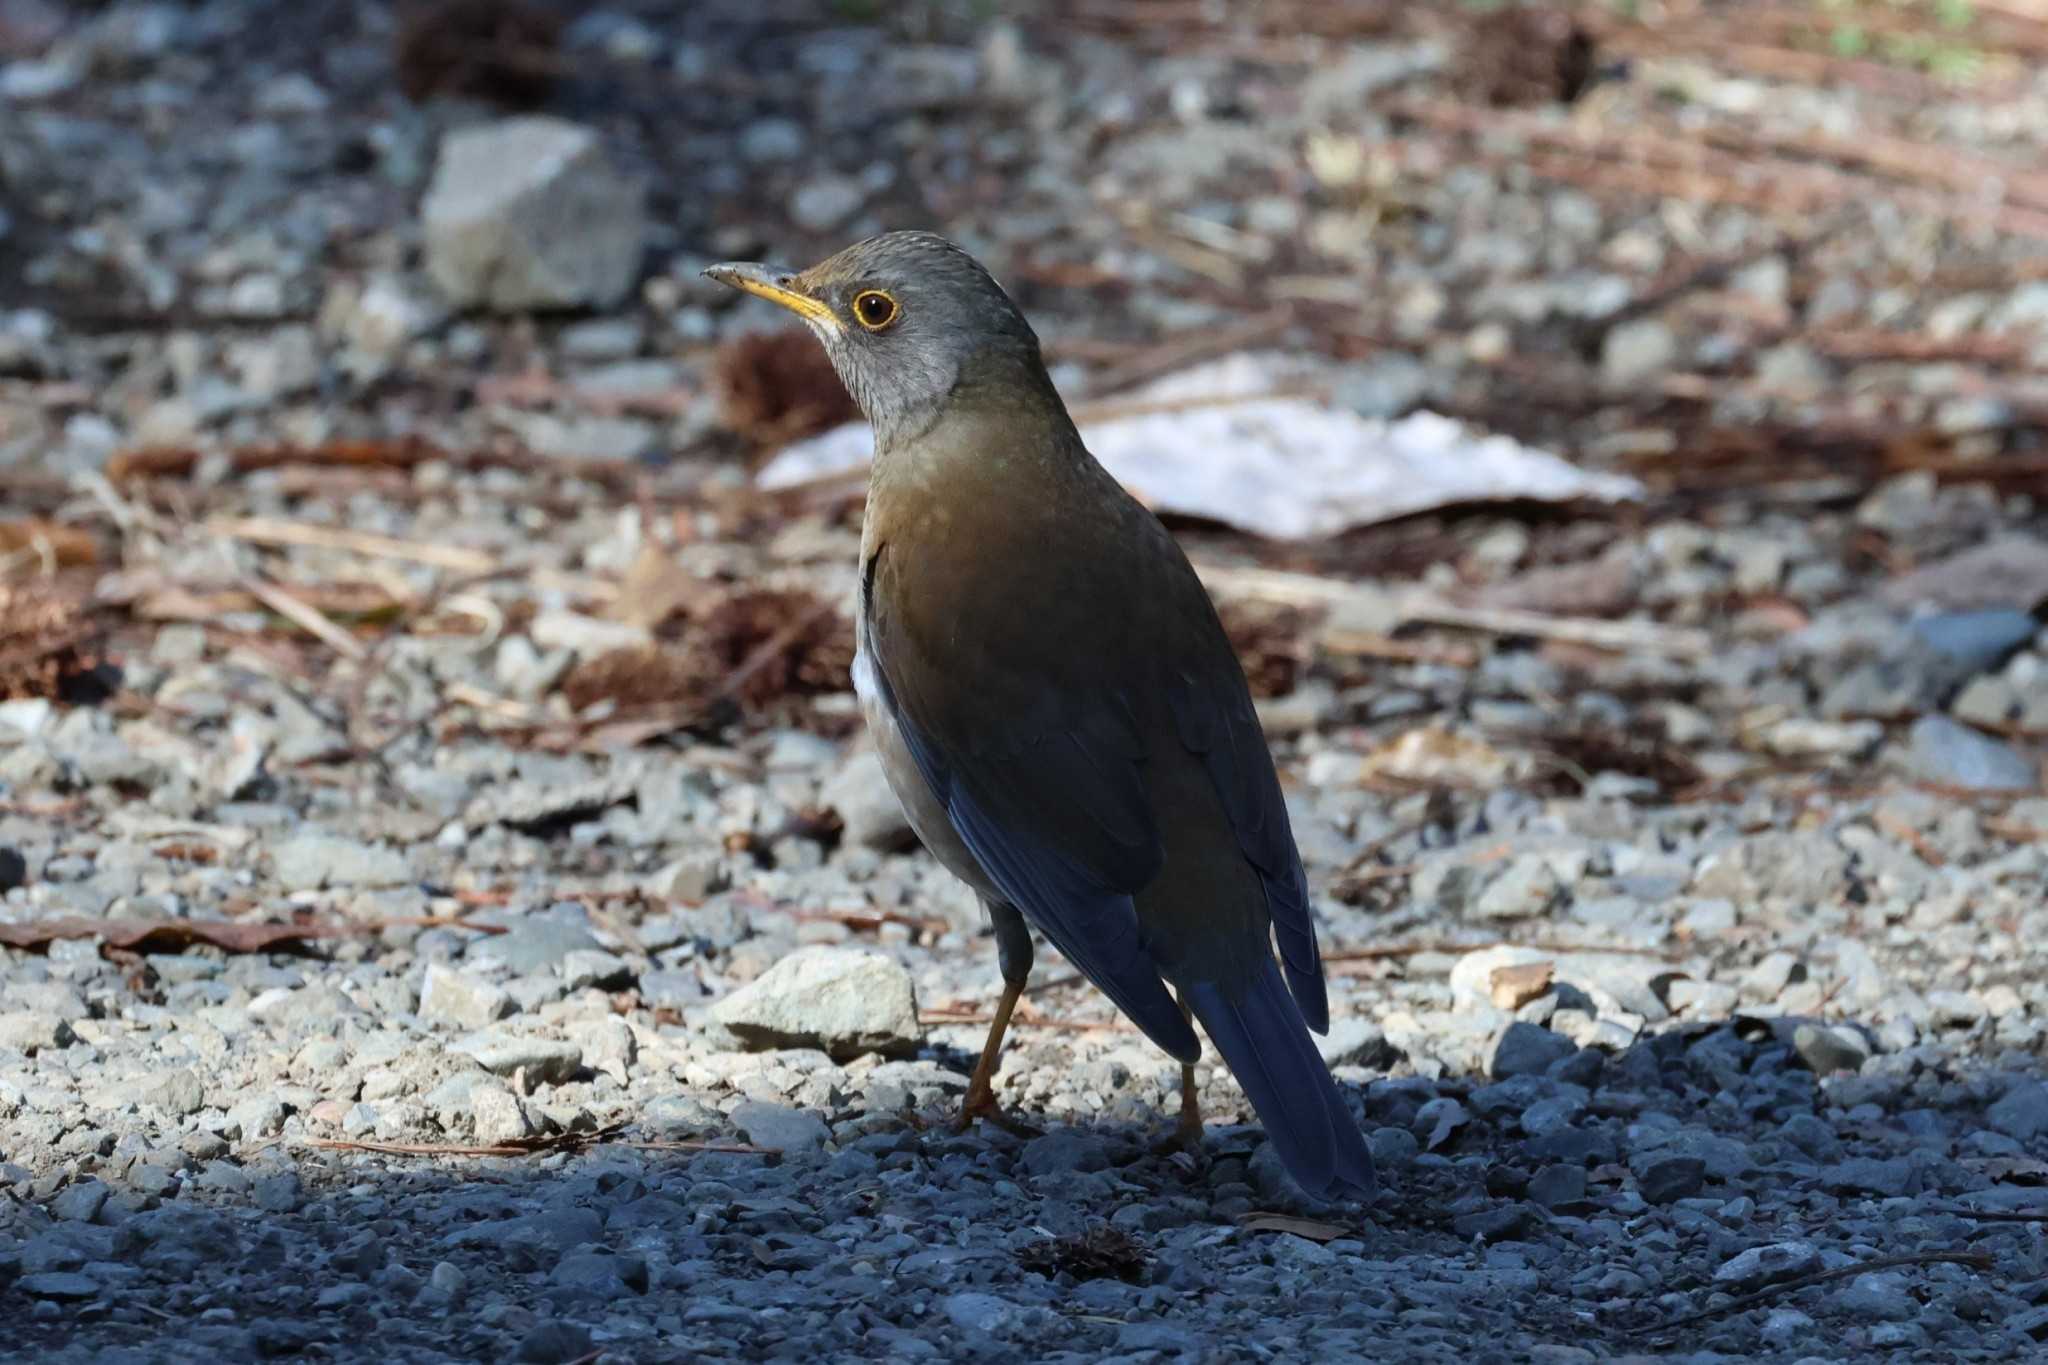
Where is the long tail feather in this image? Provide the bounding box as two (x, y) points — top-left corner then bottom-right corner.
(1182, 968), (1377, 1202)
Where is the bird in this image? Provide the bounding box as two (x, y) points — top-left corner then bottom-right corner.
(705, 231), (1376, 1202)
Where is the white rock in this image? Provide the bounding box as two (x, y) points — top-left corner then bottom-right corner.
(470, 1084), (539, 1145)
(820, 747), (914, 851)
(420, 964), (515, 1030)
(423, 117), (645, 312)
(710, 946), (922, 1060)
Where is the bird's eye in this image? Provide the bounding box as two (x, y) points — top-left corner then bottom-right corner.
(852, 289), (899, 331)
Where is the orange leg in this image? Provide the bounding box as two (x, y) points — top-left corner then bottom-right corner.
(955, 977), (1040, 1136)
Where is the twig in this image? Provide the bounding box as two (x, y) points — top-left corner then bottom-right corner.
(240, 576), (367, 660)
(303, 1123), (770, 1160)
(1322, 939), (1689, 967)
(920, 1008), (1135, 1034)
(1926, 1206), (2048, 1223)
(1089, 306), (1295, 395)
(1406, 600), (1712, 659)
(209, 516), (498, 574)
(1634, 1252), (1995, 1339)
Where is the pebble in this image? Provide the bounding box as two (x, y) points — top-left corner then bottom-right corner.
(1906, 715), (2037, 792)
(423, 118), (645, 312)
(728, 1100), (830, 1153)
(709, 946), (922, 1060)
(1491, 1023), (1575, 1079)
(421, 965), (516, 1030)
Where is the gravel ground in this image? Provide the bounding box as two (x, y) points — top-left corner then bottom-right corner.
(4, 2), (2048, 1361)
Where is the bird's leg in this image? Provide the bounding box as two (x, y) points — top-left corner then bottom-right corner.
(1153, 991), (1204, 1155)
(956, 899), (1040, 1136)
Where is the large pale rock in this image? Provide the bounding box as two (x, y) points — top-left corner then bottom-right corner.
(710, 946), (921, 1060)
(423, 117), (644, 312)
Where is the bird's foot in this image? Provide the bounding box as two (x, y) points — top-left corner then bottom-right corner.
(954, 1085), (1042, 1138)
(1149, 1111), (1206, 1159)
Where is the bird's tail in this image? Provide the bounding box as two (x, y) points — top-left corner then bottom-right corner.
(1181, 965), (1377, 1202)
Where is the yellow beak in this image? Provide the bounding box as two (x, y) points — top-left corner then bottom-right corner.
(701, 262), (840, 329)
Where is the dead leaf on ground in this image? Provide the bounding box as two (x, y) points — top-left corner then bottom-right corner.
(1219, 598), (1315, 699)
(713, 330), (858, 449)
(1521, 724), (1705, 795)
(0, 579), (110, 702)
(0, 520), (99, 567)
(1358, 726), (1517, 787)
(1015, 1225), (1150, 1283)
(611, 543), (711, 632)
(0, 917), (363, 955)
(393, 0), (562, 109)
(1237, 1213), (1351, 1242)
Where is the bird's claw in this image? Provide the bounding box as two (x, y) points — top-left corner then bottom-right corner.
(955, 1085), (1042, 1138)
(1150, 1112), (1206, 1159)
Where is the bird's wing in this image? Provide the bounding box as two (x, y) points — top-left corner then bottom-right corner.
(1165, 647), (1328, 1033)
(863, 542), (1200, 1062)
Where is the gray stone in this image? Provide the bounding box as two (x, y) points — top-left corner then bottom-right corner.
(420, 965), (515, 1030)
(19, 1271), (100, 1300)
(729, 1100), (830, 1153)
(1601, 318), (1678, 387)
(1832, 1271), (1919, 1322)
(1470, 856), (1566, 921)
(1019, 1130), (1110, 1177)
(1491, 1022), (1574, 1079)
(1989, 1081), (2048, 1141)
(516, 1321), (594, 1364)
(1527, 1164), (1586, 1209)
(1911, 609), (2039, 674)
(271, 834), (411, 891)
(1715, 1240), (1822, 1291)
(51, 1179), (109, 1222)
(1906, 716), (2036, 792)
(472, 919), (603, 974)
(788, 176), (866, 233)
(1692, 833), (1850, 905)
(146, 1067), (206, 1117)
(1315, 1016), (1391, 1068)
(424, 118), (644, 312)
(710, 946), (922, 1060)
(1880, 534), (2048, 611)
(1639, 1156), (1706, 1204)
(943, 1291), (1023, 1335)
(471, 1085), (540, 1145)
(820, 748), (915, 851)
(456, 1035), (583, 1085)
(560, 948), (632, 992)
(1790, 1022), (1870, 1075)
(0, 1012), (75, 1053)
(1368, 1126), (1420, 1169)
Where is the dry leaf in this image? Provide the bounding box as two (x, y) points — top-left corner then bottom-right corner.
(394, 0), (563, 110)
(713, 329), (858, 447)
(0, 520), (98, 567)
(1359, 726), (1515, 786)
(612, 544), (709, 631)
(0, 917), (365, 955)
(0, 580), (107, 702)
(1015, 1225), (1150, 1283)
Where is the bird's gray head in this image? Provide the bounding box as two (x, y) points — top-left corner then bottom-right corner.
(704, 231), (1049, 449)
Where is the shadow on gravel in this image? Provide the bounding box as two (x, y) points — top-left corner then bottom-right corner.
(5, 1021), (2048, 1363)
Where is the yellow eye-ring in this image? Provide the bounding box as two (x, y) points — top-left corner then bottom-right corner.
(852, 290), (899, 331)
